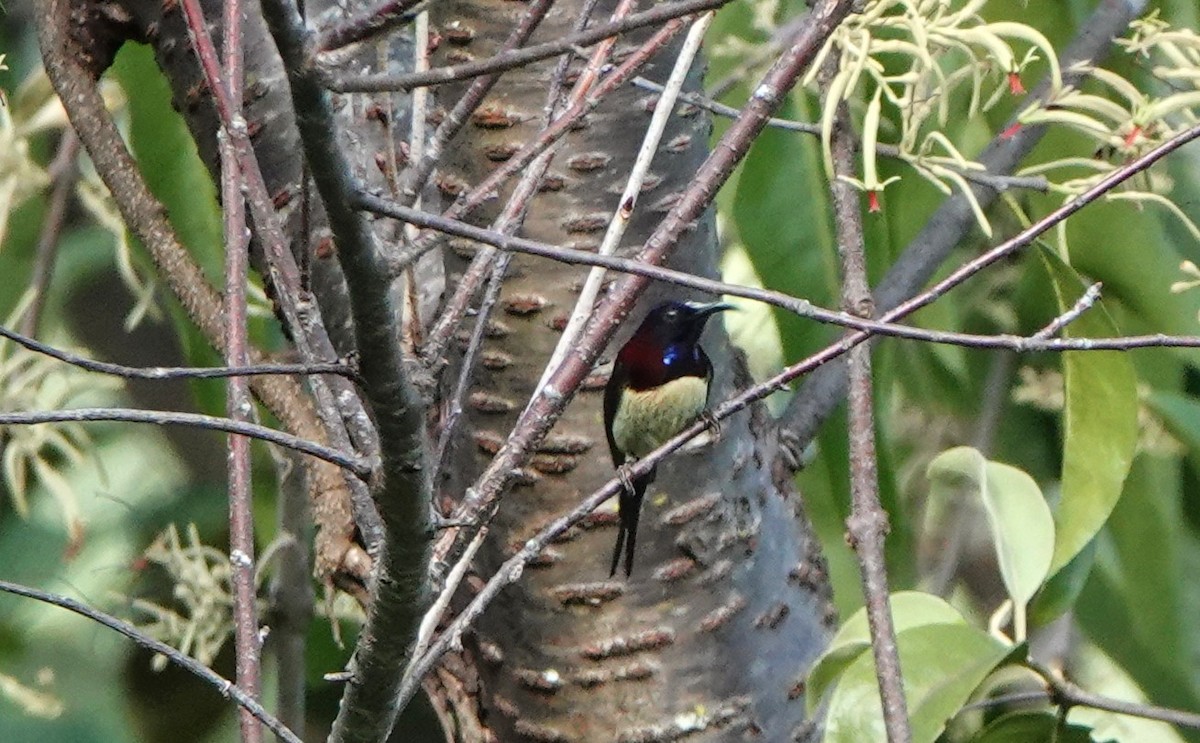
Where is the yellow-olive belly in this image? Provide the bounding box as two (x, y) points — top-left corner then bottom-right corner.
(611, 375), (708, 459)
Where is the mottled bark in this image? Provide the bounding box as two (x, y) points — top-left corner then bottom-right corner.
(429, 2), (834, 740)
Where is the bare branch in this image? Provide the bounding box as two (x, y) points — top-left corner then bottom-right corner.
(395, 0), (556, 205)
(316, 0), (427, 51)
(537, 11), (717, 392)
(325, 0), (731, 92)
(0, 407), (370, 477)
(1029, 661), (1200, 731)
(177, 0), (386, 551)
(826, 75), (911, 742)
(0, 579), (302, 743)
(185, 0), (266, 737)
(258, 2), (436, 741)
(415, 0), (857, 710)
(360, 194), (1200, 354)
(414, 17), (689, 361)
(35, 0), (369, 586)
(630, 76), (1051, 193)
(0, 324), (358, 380)
(1032, 283), (1103, 339)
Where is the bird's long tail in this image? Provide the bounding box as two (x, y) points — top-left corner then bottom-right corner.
(610, 469), (653, 577)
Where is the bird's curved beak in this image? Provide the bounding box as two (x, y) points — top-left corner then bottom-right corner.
(691, 301), (735, 318)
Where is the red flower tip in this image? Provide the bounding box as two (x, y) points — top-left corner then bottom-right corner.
(1000, 122), (1023, 140)
(1123, 125), (1143, 148)
(1007, 71), (1026, 96)
(868, 191), (882, 213)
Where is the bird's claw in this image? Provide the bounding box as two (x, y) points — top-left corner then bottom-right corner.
(616, 464), (637, 496)
(699, 409), (722, 439)
(427, 509), (476, 534)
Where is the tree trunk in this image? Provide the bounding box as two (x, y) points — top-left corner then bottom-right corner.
(57, 0), (837, 739)
(427, 2), (834, 740)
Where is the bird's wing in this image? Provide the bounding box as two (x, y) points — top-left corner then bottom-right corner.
(701, 349), (715, 405)
(603, 364), (626, 467)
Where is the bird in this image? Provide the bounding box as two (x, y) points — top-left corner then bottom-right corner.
(603, 300), (731, 577)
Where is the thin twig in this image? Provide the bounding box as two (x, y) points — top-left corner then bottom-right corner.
(0, 580), (302, 743)
(325, 0), (731, 92)
(397, 6), (431, 354)
(410, 526), (487, 665)
(431, 0), (634, 491)
(35, 0), (372, 585)
(359, 194), (1200, 355)
(0, 408), (370, 477)
(414, 17), (689, 361)
(431, 254), (512, 485)
(316, 0), (426, 51)
(0, 324), (358, 380)
(826, 74), (911, 741)
(395, 0), (556, 205)
(390, 15), (691, 278)
(1028, 660), (1200, 731)
(536, 12), (716, 393)
(201, 0), (264, 737)
(181, 0), (387, 553)
(181, 0), (389, 559)
(403, 91), (1200, 714)
(1032, 282), (1102, 339)
(630, 76), (1050, 193)
(416, 0), (857, 700)
(20, 131), (80, 337)
(425, 0), (638, 599)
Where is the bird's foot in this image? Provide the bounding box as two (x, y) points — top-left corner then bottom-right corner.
(616, 464), (638, 496)
(427, 508), (476, 534)
(699, 409), (722, 439)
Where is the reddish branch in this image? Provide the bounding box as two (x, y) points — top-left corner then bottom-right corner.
(185, 0), (266, 738)
(316, 0), (426, 51)
(175, 0), (386, 547)
(414, 17), (690, 363)
(326, 0), (731, 92)
(827, 87), (911, 741)
(395, 0), (556, 204)
(418, 0), (857, 689)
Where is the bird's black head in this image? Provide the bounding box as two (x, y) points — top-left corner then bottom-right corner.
(615, 300), (733, 390)
(634, 300), (733, 345)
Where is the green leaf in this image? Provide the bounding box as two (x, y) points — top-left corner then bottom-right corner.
(823, 623), (1010, 743)
(968, 711), (1110, 743)
(1038, 248), (1138, 574)
(731, 94), (839, 366)
(807, 592), (968, 714)
(1028, 541), (1095, 627)
(926, 447), (1055, 635)
(1147, 390), (1200, 459)
(1075, 456), (1200, 724)
(110, 45), (222, 271)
